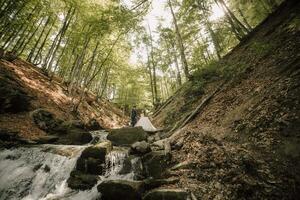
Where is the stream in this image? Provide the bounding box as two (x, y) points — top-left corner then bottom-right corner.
(0, 131), (136, 200)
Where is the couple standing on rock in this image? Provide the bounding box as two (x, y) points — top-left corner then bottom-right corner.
(130, 106), (157, 132)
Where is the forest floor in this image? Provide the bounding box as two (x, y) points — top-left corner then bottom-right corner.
(0, 58), (128, 140)
(153, 0), (300, 199)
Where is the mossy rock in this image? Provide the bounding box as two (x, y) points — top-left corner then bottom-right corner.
(107, 127), (147, 146)
(67, 170), (98, 190)
(141, 151), (172, 178)
(97, 180), (144, 200)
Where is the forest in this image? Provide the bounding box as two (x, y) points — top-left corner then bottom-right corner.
(0, 0), (299, 200)
(0, 0), (283, 111)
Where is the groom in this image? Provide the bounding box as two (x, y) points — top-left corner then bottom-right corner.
(130, 106), (138, 127)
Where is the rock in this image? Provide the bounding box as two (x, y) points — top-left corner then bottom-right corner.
(81, 141), (112, 158)
(130, 141), (151, 155)
(33, 164), (43, 172)
(63, 128), (92, 145)
(119, 156), (133, 175)
(67, 142), (112, 190)
(97, 180), (144, 200)
(33, 135), (59, 144)
(0, 78), (30, 113)
(172, 137), (184, 150)
(119, 156), (144, 180)
(76, 141), (112, 175)
(31, 109), (92, 145)
(30, 109), (60, 133)
(0, 129), (36, 148)
(107, 127), (147, 146)
(43, 165), (50, 172)
(144, 178), (179, 190)
(86, 118), (103, 131)
(141, 151), (172, 178)
(143, 189), (188, 200)
(67, 170), (98, 190)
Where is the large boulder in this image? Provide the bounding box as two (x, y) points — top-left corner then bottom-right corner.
(141, 151), (172, 178)
(0, 129), (36, 148)
(33, 135), (59, 144)
(76, 141), (112, 175)
(143, 189), (188, 200)
(0, 76), (30, 113)
(62, 128), (93, 145)
(67, 170), (98, 190)
(30, 109), (61, 133)
(107, 127), (147, 146)
(97, 180), (144, 200)
(68, 142), (112, 190)
(130, 141), (151, 155)
(30, 109), (93, 145)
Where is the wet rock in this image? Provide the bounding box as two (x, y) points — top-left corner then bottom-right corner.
(119, 156), (144, 180)
(33, 164), (43, 172)
(143, 189), (188, 200)
(141, 151), (172, 178)
(130, 141), (151, 155)
(82, 141), (112, 158)
(67, 142), (112, 190)
(119, 156), (133, 175)
(33, 135), (59, 144)
(86, 118), (103, 131)
(63, 128), (92, 145)
(76, 141), (112, 175)
(107, 127), (147, 146)
(97, 180), (144, 200)
(67, 170), (98, 190)
(43, 165), (50, 172)
(144, 178), (179, 190)
(5, 154), (21, 160)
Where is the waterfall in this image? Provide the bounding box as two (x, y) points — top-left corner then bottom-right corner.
(0, 131), (139, 200)
(0, 145), (85, 200)
(104, 148), (133, 179)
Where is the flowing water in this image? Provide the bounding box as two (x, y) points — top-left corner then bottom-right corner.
(0, 131), (139, 200)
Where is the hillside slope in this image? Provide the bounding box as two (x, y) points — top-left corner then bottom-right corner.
(0, 58), (127, 140)
(153, 0), (300, 199)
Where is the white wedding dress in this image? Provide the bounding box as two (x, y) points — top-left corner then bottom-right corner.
(135, 116), (157, 132)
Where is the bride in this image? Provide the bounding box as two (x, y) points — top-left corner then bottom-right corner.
(134, 113), (157, 132)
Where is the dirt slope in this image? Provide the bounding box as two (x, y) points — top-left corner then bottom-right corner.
(0, 58), (127, 140)
(153, 0), (300, 199)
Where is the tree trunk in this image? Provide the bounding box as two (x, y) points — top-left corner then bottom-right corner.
(45, 7), (75, 71)
(148, 24), (158, 105)
(27, 16), (51, 62)
(33, 19), (55, 64)
(18, 17), (45, 56)
(237, 7), (252, 31)
(168, 0), (191, 80)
